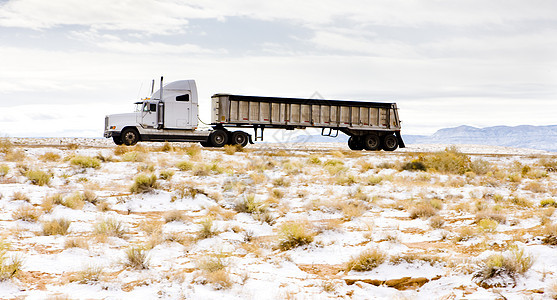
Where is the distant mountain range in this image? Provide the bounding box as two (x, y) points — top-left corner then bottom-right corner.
(288, 125), (557, 152)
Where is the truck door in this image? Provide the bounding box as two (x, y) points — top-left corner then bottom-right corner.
(138, 102), (158, 128)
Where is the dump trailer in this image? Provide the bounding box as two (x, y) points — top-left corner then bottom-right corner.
(104, 78), (405, 151)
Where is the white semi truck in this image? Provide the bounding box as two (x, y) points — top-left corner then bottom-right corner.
(104, 78), (405, 151)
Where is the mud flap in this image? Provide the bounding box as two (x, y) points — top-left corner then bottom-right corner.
(395, 131), (406, 148)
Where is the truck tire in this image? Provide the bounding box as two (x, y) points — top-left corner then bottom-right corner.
(112, 136), (123, 145)
(209, 130), (228, 147)
(200, 141), (213, 147)
(121, 128), (140, 146)
(363, 134), (380, 151)
(382, 134), (398, 151)
(231, 131), (249, 147)
(348, 136), (364, 150)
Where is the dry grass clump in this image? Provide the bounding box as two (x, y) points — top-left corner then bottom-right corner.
(42, 218), (71, 235)
(70, 155), (101, 169)
(429, 215), (445, 229)
(130, 173), (158, 193)
(390, 252), (443, 266)
(541, 198), (557, 208)
(158, 141), (174, 152)
(224, 144), (244, 155)
(401, 160), (427, 172)
(159, 169), (175, 180)
(0, 164), (9, 177)
(0, 239), (24, 281)
(234, 195), (267, 215)
(94, 217), (126, 238)
(176, 161), (193, 171)
(70, 265), (104, 284)
(197, 217), (219, 239)
(39, 152), (61, 162)
(64, 237), (89, 249)
(409, 200), (442, 219)
(273, 177), (290, 187)
(120, 151), (146, 162)
(345, 248), (387, 272)
(61, 192), (85, 210)
(25, 169), (52, 186)
(124, 245), (150, 270)
(337, 200), (367, 220)
(12, 205), (42, 222)
(163, 210), (187, 223)
(542, 223), (557, 245)
(277, 221), (316, 251)
(473, 246), (534, 288)
(475, 210), (506, 225)
(196, 252), (232, 289)
(477, 218), (498, 232)
(413, 147), (472, 175)
(12, 191), (30, 202)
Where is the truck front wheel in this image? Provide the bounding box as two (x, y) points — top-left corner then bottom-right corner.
(231, 131), (249, 147)
(209, 130), (228, 147)
(112, 136), (123, 145)
(363, 134), (380, 151)
(121, 128), (140, 146)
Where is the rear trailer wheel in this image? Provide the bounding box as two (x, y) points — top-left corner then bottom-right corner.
(231, 131), (249, 147)
(121, 128), (140, 146)
(209, 130), (228, 147)
(348, 136), (364, 150)
(382, 134), (399, 151)
(363, 134), (380, 151)
(112, 136), (123, 145)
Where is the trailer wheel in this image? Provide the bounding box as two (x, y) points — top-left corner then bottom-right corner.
(348, 136), (364, 150)
(121, 128), (140, 146)
(382, 134), (398, 151)
(209, 130), (228, 147)
(231, 131), (249, 147)
(363, 134), (380, 151)
(112, 136), (123, 145)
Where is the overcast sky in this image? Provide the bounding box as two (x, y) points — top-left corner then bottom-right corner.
(0, 0), (556, 138)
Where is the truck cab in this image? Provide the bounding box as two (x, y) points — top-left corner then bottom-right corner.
(104, 80), (201, 145)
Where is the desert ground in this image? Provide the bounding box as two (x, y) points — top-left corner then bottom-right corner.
(0, 138), (556, 299)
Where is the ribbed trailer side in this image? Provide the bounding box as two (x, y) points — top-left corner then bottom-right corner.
(211, 94), (401, 131)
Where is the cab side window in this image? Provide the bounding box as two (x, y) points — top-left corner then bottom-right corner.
(176, 94), (190, 102)
(150, 104), (157, 112)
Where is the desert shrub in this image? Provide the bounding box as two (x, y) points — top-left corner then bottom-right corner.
(121, 151), (146, 162)
(338, 201), (366, 220)
(277, 221), (316, 251)
(273, 177), (290, 187)
(539, 157), (557, 172)
(477, 218), (498, 232)
(0, 239), (24, 281)
(409, 200), (441, 219)
(25, 169), (52, 186)
(176, 161), (193, 171)
(62, 192), (85, 210)
(365, 175), (383, 186)
(224, 144), (243, 155)
(0, 164), (10, 177)
(197, 217), (219, 239)
(158, 141), (174, 152)
(4, 149), (26, 162)
(510, 196), (532, 208)
(307, 155), (321, 165)
(96, 201), (112, 212)
(12, 191), (30, 202)
(335, 174), (358, 186)
(64, 237), (89, 249)
(541, 199), (557, 208)
(42, 218), (71, 235)
(70, 265), (104, 284)
(524, 182), (544, 193)
(39, 152), (59, 162)
(0, 138), (13, 153)
(184, 144), (202, 157)
(130, 174), (158, 193)
(70, 155), (101, 169)
(473, 247), (534, 288)
(454, 226), (476, 242)
(124, 246), (150, 269)
(470, 159), (491, 175)
(82, 190), (98, 205)
(235, 195), (267, 214)
(542, 223), (557, 245)
(164, 210), (187, 223)
(421, 147), (471, 174)
(345, 248), (387, 272)
(475, 210), (506, 224)
(429, 216), (445, 229)
(172, 182), (202, 200)
(12, 205), (42, 222)
(159, 169), (175, 180)
(390, 253), (443, 266)
(401, 160), (427, 172)
(196, 252), (232, 289)
(94, 217), (126, 238)
(114, 145), (130, 155)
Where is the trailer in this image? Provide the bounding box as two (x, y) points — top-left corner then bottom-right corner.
(104, 78), (405, 151)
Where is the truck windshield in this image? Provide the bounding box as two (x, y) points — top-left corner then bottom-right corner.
(134, 102), (143, 112)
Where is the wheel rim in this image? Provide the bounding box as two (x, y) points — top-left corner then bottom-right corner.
(384, 136), (397, 149)
(365, 135), (379, 150)
(214, 134), (224, 144)
(234, 134), (246, 145)
(124, 132), (136, 144)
